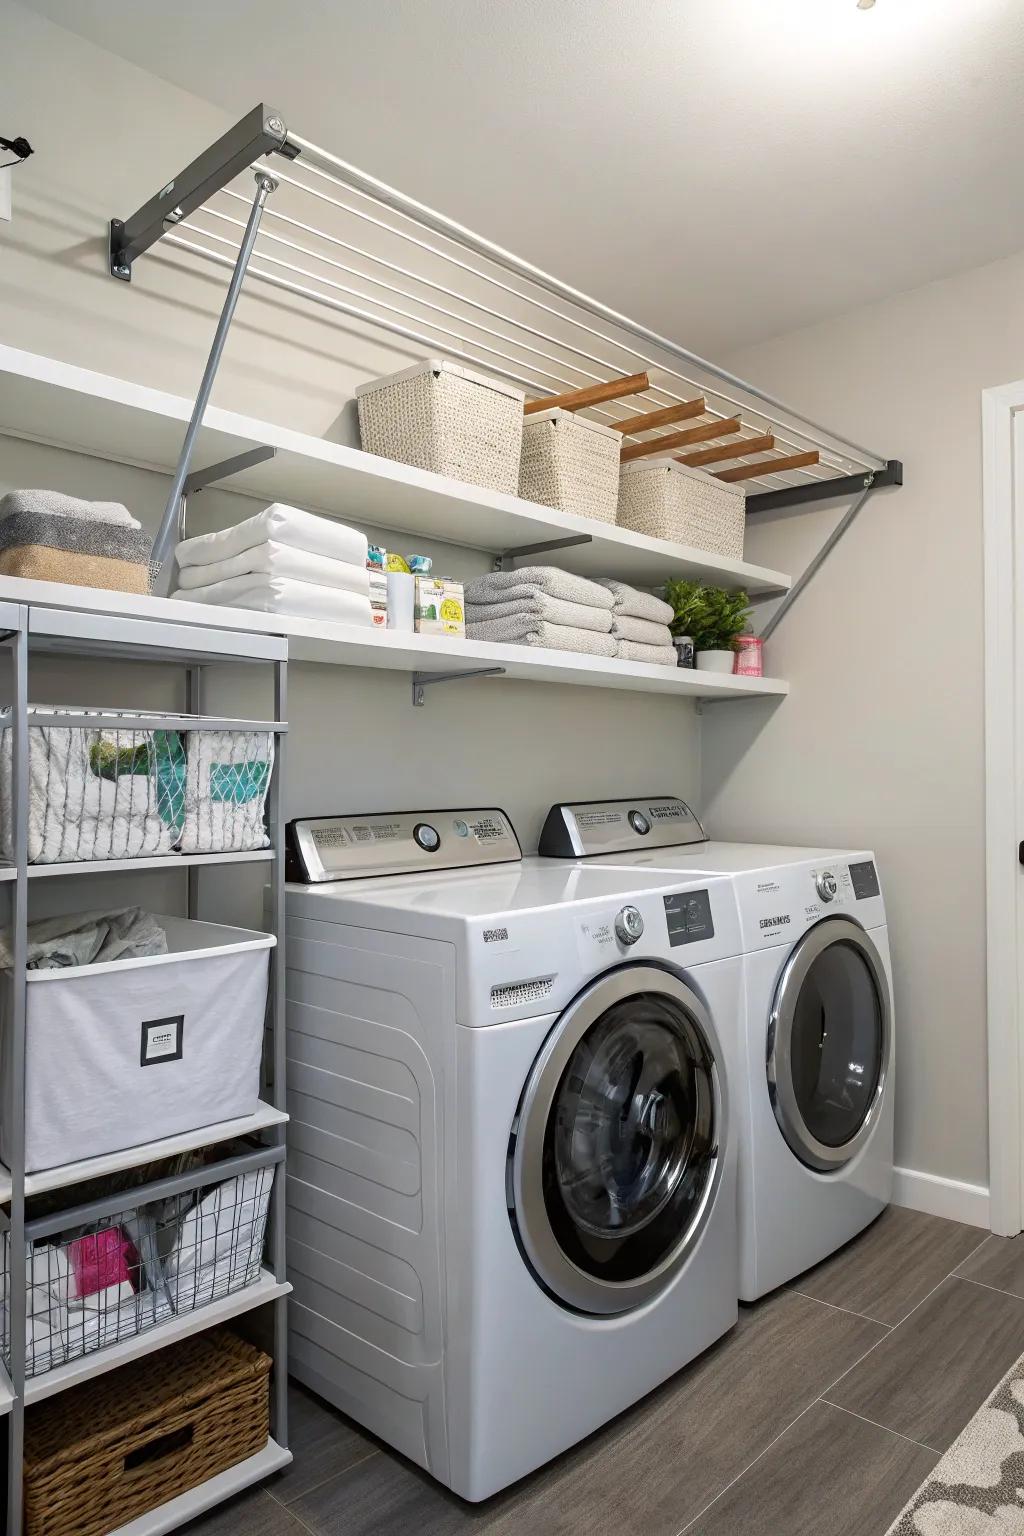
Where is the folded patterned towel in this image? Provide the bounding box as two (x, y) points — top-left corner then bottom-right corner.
(609, 614), (673, 646)
(172, 573), (373, 624)
(616, 639), (679, 666)
(466, 595), (612, 634)
(176, 504), (368, 570)
(0, 510), (152, 593)
(0, 490), (142, 531)
(467, 614), (618, 657)
(464, 566), (614, 610)
(595, 578), (674, 625)
(176, 540), (370, 597)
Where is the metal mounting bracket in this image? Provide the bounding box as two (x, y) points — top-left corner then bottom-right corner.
(412, 667), (506, 706)
(183, 445), (277, 496)
(497, 534), (592, 572)
(746, 459), (902, 516)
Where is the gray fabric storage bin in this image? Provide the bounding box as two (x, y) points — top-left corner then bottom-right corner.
(1, 915), (273, 1173)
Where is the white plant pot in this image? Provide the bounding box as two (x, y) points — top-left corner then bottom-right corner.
(695, 649), (736, 674)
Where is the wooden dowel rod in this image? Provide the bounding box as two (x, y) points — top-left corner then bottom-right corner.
(524, 371), (649, 415)
(715, 450), (820, 483)
(611, 398), (706, 434)
(679, 433), (775, 468)
(621, 417), (741, 462)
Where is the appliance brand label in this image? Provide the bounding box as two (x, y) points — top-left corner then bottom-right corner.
(483, 926), (509, 944)
(759, 914), (791, 930)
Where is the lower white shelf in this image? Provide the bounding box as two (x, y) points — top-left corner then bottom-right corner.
(108, 1438), (293, 1536)
(24, 1270), (291, 1404)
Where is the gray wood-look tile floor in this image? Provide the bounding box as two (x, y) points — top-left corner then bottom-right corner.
(189, 1210), (1024, 1536)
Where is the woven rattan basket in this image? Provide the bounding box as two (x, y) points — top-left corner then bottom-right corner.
(23, 1329), (271, 1536)
(518, 408), (621, 523)
(618, 460), (747, 559)
(356, 358), (524, 494)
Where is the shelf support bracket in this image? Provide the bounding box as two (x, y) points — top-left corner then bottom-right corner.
(183, 445), (277, 496)
(497, 534), (592, 572)
(758, 480), (878, 642)
(412, 667), (506, 707)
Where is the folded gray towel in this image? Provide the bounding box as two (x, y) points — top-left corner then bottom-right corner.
(467, 614), (618, 657)
(610, 614), (673, 645)
(0, 491), (141, 531)
(0, 511), (151, 562)
(466, 594), (612, 634)
(464, 566), (614, 610)
(595, 578), (674, 625)
(616, 639), (679, 666)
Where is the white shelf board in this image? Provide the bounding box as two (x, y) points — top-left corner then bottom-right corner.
(109, 1438), (292, 1536)
(0, 345), (790, 596)
(0, 1101), (288, 1203)
(25, 1270), (290, 1404)
(26, 848), (276, 879)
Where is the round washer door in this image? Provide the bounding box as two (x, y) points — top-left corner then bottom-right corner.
(509, 965), (726, 1316)
(767, 917), (891, 1173)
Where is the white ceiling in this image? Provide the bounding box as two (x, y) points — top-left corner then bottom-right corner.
(23, 0), (1024, 355)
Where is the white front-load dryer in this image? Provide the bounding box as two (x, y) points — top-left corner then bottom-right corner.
(538, 797), (895, 1301)
(283, 807), (742, 1500)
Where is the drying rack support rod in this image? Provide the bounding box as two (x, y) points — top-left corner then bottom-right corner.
(758, 480), (878, 642)
(498, 534), (592, 572)
(412, 667), (506, 707)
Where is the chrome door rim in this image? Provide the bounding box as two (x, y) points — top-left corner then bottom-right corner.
(510, 964), (727, 1315)
(767, 918), (891, 1173)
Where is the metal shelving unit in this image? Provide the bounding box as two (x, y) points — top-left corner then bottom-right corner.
(0, 600), (291, 1533)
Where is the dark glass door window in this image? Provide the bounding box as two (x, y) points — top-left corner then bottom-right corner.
(788, 941), (883, 1148)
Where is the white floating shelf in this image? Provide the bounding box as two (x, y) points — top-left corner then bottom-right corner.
(0, 1101), (288, 1203)
(108, 1439), (292, 1536)
(25, 1270), (291, 1404)
(24, 849), (275, 879)
(0, 345), (790, 596)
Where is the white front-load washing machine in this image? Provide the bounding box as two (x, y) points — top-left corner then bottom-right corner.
(283, 807), (741, 1500)
(538, 797), (895, 1301)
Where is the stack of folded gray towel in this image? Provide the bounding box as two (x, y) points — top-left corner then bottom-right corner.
(464, 567), (618, 656)
(595, 579), (677, 666)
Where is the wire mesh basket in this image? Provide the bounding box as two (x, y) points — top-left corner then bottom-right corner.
(1, 1155), (277, 1379)
(0, 708), (273, 864)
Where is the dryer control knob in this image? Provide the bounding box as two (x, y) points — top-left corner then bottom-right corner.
(615, 905), (645, 945)
(816, 870), (838, 902)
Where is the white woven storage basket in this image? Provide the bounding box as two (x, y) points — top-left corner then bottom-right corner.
(355, 358), (524, 494)
(519, 408), (621, 524)
(618, 460), (747, 559)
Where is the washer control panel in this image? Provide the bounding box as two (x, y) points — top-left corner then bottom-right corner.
(287, 808), (521, 882)
(538, 796), (707, 858)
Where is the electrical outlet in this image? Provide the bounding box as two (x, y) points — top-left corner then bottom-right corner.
(0, 168), (11, 223)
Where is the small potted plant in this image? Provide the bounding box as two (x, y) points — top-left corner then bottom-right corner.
(664, 579), (752, 673)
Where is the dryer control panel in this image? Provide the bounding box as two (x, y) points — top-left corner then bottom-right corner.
(538, 796), (707, 858)
(287, 808), (521, 882)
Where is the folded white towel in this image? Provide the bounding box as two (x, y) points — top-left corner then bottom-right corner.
(466, 594), (612, 634)
(616, 639), (679, 666)
(176, 539), (370, 597)
(172, 574), (373, 624)
(595, 579), (674, 625)
(609, 614), (674, 646)
(467, 614), (618, 656)
(176, 504), (368, 570)
(464, 566), (614, 610)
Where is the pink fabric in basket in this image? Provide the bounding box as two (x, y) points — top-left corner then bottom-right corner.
(68, 1229), (136, 1299)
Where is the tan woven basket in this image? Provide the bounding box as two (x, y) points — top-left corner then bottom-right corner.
(23, 1329), (271, 1536)
(618, 460), (747, 559)
(356, 358), (524, 494)
(519, 408), (620, 523)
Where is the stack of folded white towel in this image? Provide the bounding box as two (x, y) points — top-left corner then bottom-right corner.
(464, 567), (677, 665)
(595, 578), (677, 666)
(171, 503), (373, 625)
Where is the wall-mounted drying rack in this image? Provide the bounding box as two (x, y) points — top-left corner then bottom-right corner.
(108, 102), (902, 617)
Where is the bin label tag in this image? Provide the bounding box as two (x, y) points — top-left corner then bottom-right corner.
(141, 1014), (184, 1066)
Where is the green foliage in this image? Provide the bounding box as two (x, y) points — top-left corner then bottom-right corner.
(663, 579), (752, 652)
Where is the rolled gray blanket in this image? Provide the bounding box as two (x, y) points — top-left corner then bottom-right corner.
(609, 614), (673, 645)
(0, 490), (141, 530)
(616, 638), (679, 666)
(464, 566), (614, 610)
(0, 511), (151, 562)
(467, 614), (618, 656)
(466, 594), (612, 634)
(594, 578), (674, 625)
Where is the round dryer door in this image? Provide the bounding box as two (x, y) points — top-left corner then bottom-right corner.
(508, 965), (725, 1316)
(767, 917), (891, 1173)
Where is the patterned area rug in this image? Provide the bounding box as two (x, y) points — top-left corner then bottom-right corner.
(886, 1353), (1024, 1533)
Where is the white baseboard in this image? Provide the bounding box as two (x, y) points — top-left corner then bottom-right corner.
(893, 1166), (991, 1230)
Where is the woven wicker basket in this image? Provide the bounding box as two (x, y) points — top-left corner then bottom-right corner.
(519, 408), (621, 524)
(618, 460), (747, 559)
(356, 358), (524, 494)
(23, 1329), (271, 1536)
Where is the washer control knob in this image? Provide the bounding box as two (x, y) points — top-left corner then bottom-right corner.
(816, 870), (838, 902)
(413, 822), (441, 853)
(615, 905), (645, 945)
